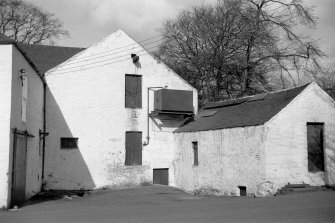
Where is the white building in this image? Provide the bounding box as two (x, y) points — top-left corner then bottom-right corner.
(44, 30), (198, 191)
(1, 30), (334, 209)
(0, 34), (44, 209)
(0, 34), (84, 208)
(174, 83), (335, 196)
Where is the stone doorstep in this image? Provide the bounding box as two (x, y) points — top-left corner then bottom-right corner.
(279, 184), (331, 195)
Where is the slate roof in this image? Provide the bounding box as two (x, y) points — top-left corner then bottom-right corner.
(0, 33), (14, 43)
(175, 83), (310, 133)
(0, 33), (85, 74)
(17, 44), (85, 74)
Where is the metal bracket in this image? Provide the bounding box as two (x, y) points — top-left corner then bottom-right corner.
(39, 129), (49, 141)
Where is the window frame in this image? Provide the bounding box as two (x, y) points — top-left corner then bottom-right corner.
(192, 141), (199, 166)
(60, 137), (79, 149)
(125, 131), (142, 166)
(306, 122), (325, 172)
(21, 76), (27, 123)
(125, 74), (142, 109)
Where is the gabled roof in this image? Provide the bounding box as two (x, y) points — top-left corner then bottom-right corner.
(0, 33), (85, 75)
(17, 44), (85, 74)
(175, 83), (310, 133)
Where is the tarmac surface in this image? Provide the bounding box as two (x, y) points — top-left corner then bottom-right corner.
(1, 185), (335, 223)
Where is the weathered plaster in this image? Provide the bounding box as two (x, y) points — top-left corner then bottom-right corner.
(173, 126), (266, 195)
(0, 45), (44, 208)
(265, 83), (335, 188)
(0, 45), (13, 208)
(45, 30), (197, 190)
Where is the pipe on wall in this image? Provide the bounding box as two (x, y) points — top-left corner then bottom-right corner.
(143, 87), (164, 146)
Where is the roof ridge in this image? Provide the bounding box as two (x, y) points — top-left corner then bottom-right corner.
(267, 82), (311, 95)
(204, 83), (312, 109)
(17, 42), (86, 49)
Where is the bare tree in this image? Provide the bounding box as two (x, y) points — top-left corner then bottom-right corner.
(239, 0), (324, 95)
(305, 65), (335, 100)
(0, 0), (69, 44)
(158, 0), (325, 105)
(157, 0), (249, 105)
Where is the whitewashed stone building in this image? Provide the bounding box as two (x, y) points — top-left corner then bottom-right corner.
(174, 83), (335, 196)
(0, 30), (197, 208)
(44, 30), (198, 191)
(1, 29), (334, 209)
(0, 34), (45, 209)
(0, 33), (84, 208)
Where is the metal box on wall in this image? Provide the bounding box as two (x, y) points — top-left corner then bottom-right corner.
(154, 89), (193, 113)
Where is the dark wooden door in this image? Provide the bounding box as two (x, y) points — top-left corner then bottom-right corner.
(11, 132), (27, 207)
(307, 123), (324, 172)
(125, 132), (142, 165)
(153, 168), (169, 185)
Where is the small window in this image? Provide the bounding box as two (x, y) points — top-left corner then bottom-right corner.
(21, 76), (27, 122)
(192, 141), (198, 166)
(125, 131), (142, 165)
(307, 123), (324, 172)
(61, 138), (78, 149)
(125, 74), (142, 108)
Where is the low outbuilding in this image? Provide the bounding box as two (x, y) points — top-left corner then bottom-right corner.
(173, 83), (335, 196)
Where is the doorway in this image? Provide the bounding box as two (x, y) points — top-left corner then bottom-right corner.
(11, 130), (28, 207)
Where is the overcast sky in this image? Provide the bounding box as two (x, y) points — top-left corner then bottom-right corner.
(26, 0), (335, 65)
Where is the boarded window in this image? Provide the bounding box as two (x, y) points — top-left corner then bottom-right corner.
(307, 123), (324, 172)
(125, 74), (142, 108)
(153, 168), (169, 185)
(192, 141), (198, 166)
(61, 138), (78, 149)
(125, 131), (142, 165)
(21, 76), (27, 122)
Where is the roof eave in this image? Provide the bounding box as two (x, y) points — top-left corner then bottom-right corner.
(0, 40), (45, 83)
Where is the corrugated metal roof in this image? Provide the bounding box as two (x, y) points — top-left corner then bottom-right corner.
(175, 84), (310, 133)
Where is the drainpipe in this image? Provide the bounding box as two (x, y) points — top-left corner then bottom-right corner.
(41, 82), (47, 190)
(143, 87), (164, 146)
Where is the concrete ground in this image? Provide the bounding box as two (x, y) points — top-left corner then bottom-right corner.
(1, 185), (335, 223)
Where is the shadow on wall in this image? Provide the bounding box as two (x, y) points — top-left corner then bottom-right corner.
(44, 87), (95, 190)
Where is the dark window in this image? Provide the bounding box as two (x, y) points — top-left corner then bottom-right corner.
(61, 138), (78, 149)
(125, 74), (142, 108)
(192, 141), (198, 166)
(307, 123), (324, 172)
(125, 131), (142, 166)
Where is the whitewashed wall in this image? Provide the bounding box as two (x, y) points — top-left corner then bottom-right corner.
(265, 83), (335, 188)
(0, 45), (13, 208)
(173, 126), (266, 195)
(0, 45), (44, 208)
(45, 30), (197, 190)
(10, 46), (44, 201)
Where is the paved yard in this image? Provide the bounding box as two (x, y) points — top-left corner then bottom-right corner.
(1, 185), (335, 223)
